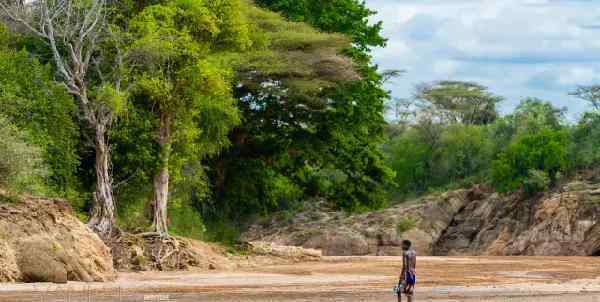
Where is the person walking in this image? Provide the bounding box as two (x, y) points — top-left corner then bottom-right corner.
(397, 240), (416, 302)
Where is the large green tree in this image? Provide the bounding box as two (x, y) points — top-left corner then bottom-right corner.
(200, 0), (393, 229)
(123, 0), (249, 235)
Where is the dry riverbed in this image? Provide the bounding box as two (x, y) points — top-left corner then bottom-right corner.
(1, 256), (600, 301)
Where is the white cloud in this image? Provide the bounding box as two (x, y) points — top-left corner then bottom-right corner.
(366, 0), (600, 118)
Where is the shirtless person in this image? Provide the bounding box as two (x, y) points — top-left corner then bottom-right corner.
(398, 240), (416, 302)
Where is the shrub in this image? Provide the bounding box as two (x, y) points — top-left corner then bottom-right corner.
(523, 169), (550, 196)
(492, 129), (566, 193)
(0, 48), (79, 195)
(396, 217), (418, 236)
(0, 116), (48, 194)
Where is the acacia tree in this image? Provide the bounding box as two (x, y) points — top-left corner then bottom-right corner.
(127, 0), (248, 236)
(415, 81), (503, 125)
(570, 85), (600, 111)
(0, 0), (124, 237)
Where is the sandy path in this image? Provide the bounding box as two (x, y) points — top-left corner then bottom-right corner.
(1, 256), (600, 301)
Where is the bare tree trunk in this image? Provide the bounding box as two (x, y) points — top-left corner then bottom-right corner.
(151, 111), (170, 236)
(87, 120), (116, 239)
(0, 0), (119, 238)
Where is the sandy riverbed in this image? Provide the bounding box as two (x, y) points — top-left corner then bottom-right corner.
(1, 256), (600, 301)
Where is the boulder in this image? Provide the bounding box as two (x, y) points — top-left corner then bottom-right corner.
(0, 196), (116, 283)
(17, 237), (68, 283)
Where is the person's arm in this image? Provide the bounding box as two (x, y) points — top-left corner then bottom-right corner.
(413, 253), (416, 271)
(399, 253), (406, 283)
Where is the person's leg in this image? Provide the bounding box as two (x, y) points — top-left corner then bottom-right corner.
(405, 285), (414, 302)
(397, 293), (402, 302)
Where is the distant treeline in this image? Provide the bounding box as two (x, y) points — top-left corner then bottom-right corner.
(384, 81), (600, 200)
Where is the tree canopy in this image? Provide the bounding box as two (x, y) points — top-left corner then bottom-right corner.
(414, 81), (503, 125)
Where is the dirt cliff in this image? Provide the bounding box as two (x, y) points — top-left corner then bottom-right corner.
(243, 180), (600, 256)
(0, 195), (116, 283)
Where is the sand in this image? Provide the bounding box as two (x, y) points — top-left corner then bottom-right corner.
(1, 256), (599, 301)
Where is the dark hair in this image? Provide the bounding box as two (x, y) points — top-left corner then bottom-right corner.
(402, 240), (412, 247)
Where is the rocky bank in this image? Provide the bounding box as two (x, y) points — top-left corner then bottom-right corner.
(0, 195), (115, 283)
(0, 193), (322, 283)
(435, 180), (600, 256)
(243, 179), (600, 257)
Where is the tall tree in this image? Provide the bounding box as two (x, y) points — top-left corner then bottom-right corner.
(0, 0), (125, 237)
(127, 0), (248, 235)
(200, 2), (389, 228)
(414, 81), (503, 125)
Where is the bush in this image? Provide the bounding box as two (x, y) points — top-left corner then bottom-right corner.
(523, 169), (550, 196)
(385, 123), (492, 198)
(168, 199), (207, 240)
(396, 217), (418, 236)
(0, 116), (48, 194)
(492, 129), (566, 193)
(0, 48), (79, 196)
(567, 112), (600, 171)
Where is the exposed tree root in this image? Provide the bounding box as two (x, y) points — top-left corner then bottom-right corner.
(110, 232), (201, 271)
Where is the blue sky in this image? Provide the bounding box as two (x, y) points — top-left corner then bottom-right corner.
(366, 0), (600, 120)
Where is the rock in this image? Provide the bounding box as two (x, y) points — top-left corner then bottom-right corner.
(243, 181), (600, 257)
(0, 241), (20, 282)
(0, 197), (116, 282)
(435, 181), (600, 256)
(242, 187), (477, 256)
(321, 231), (369, 256)
(16, 236), (68, 283)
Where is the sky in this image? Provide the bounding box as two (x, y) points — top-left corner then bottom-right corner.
(366, 0), (600, 120)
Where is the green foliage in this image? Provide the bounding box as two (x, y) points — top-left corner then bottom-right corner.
(94, 84), (128, 115)
(439, 124), (493, 181)
(567, 112), (600, 171)
(415, 81), (503, 125)
(239, 2), (356, 94)
(384, 96), (570, 199)
(492, 129), (567, 193)
(396, 217), (418, 236)
(167, 199), (207, 240)
(522, 169), (550, 196)
(386, 128), (431, 194)
(204, 0), (392, 225)
(255, 0), (386, 52)
(0, 46), (80, 197)
(112, 0), (245, 234)
(0, 115), (48, 194)
(507, 98), (565, 135)
(386, 122), (492, 197)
